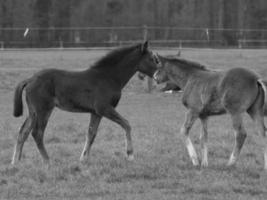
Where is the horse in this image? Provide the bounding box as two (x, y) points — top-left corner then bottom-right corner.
(153, 54), (267, 170)
(12, 41), (159, 165)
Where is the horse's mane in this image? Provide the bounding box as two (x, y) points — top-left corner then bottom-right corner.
(164, 56), (207, 71)
(91, 44), (140, 69)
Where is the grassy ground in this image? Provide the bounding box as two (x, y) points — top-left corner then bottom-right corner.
(0, 48), (267, 199)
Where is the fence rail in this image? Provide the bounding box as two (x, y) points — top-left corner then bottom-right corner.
(1, 26), (267, 49)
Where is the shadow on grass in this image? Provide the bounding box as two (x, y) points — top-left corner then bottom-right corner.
(208, 164), (262, 179)
(0, 166), (19, 176)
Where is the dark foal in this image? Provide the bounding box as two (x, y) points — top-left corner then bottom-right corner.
(153, 54), (267, 170)
(12, 42), (158, 164)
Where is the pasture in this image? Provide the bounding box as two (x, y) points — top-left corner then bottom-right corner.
(0, 48), (267, 199)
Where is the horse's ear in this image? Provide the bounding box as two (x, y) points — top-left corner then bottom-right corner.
(155, 53), (161, 65)
(177, 50), (181, 57)
(141, 41), (148, 53)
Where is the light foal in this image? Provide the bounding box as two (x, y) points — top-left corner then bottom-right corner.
(153, 54), (267, 170)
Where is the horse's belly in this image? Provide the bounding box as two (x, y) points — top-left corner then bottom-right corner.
(201, 101), (226, 116)
(54, 97), (95, 113)
(203, 107), (226, 116)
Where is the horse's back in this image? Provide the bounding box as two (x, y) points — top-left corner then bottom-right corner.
(219, 68), (260, 113)
(26, 68), (97, 93)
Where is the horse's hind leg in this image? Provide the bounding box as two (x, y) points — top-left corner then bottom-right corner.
(253, 116), (267, 170)
(181, 110), (199, 166)
(11, 116), (34, 164)
(248, 107), (267, 170)
(80, 113), (102, 162)
(227, 114), (247, 166)
(31, 110), (52, 164)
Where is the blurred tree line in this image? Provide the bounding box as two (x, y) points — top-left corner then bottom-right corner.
(1, 0), (267, 47)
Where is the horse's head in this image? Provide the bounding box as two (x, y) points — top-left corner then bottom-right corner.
(153, 54), (169, 84)
(136, 41), (160, 77)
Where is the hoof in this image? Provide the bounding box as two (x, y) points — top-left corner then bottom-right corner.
(44, 162), (51, 170)
(80, 158), (90, 165)
(227, 161), (236, 167)
(227, 154), (237, 167)
(201, 161), (208, 168)
(191, 157), (200, 166)
(79, 155), (87, 163)
(80, 150), (90, 163)
(127, 154), (134, 161)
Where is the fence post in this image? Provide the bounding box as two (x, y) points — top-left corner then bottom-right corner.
(59, 39), (63, 49)
(206, 28), (210, 47)
(143, 25), (153, 93)
(0, 41), (4, 50)
(238, 39), (242, 49)
(143, 25), (148, 41)
(205, 28), (210, 41)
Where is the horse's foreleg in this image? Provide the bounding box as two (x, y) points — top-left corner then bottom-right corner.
(102, 107), (133, 161)
(181, 110), (199, 166)
(80, 113), (102, 162)
(200, 117), (208, 167)
(11, 116), (33, 164)
(227, 114), (247, 166)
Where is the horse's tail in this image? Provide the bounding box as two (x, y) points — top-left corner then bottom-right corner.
(261, 80), (267, 117)
(249, 79), (267, 133)
(257, 79), (267, 113)
(13, 79), (30, 117)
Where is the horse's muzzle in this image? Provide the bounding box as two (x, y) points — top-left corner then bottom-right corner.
(153, 71), (160, 83)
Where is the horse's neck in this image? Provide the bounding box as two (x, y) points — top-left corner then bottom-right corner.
(116, 66), (137, 89)
(165, 60), (207, 90)
(165, 63), (190, 89)
(169, 72), (189, 89)
(111, 57), (139, 89)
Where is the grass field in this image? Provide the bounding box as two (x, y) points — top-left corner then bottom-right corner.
(0, 48), (267, 199)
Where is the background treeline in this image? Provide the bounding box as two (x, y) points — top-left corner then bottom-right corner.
(1, 0), (267, 47)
